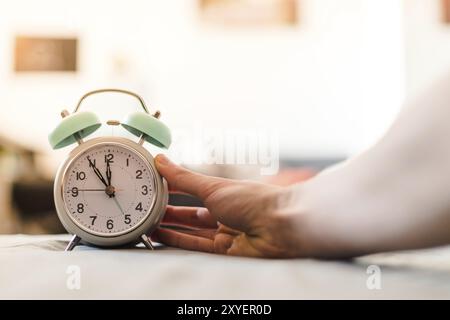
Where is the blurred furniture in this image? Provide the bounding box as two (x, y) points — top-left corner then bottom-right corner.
(0, 134), (63, 234)
(1, 234), (450, 299)
(0, 134), (39, 181)
(12, 180), (65, 234)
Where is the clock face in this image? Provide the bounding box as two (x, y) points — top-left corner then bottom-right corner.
(62, 143), (156, 236)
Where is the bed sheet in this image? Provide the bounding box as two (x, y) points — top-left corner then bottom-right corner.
(1, 234), (450, 299)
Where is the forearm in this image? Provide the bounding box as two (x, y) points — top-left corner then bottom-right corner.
(291, 72), (450, 258)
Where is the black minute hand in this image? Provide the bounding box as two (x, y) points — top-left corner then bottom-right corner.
(106, 160), (112, 186)
(87, 156), (108, 187)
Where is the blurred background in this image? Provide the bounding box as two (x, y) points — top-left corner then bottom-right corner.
(0, 0), (448, 234)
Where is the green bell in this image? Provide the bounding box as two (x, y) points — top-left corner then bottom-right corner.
(48, 110), (101, 149)
(121, 111), (171, 149)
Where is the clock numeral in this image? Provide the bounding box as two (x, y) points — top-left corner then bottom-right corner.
(76, 171), (86, 180)
(141, 185), (149, 195)
(126, 158), (129, 167)
(90, 216), (97, 225)
(105, 153), (114, 163)
(77, 203), (84, 213)
(136, 170), (143, 179)
(71, 187), (79, 197)
(107, 219), (114, 230)
(124, 214), (131, 225)
(135, 202), (143, 212)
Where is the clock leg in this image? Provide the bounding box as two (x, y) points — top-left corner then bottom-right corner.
(65, 234), (81, 251)
(140, 234), (154, 250)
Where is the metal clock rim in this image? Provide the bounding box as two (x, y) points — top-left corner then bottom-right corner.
(59, 138), (158, 237)
(54, 137), (166, 245)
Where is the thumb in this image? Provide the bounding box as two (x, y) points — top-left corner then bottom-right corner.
(154, 154), (229, 200)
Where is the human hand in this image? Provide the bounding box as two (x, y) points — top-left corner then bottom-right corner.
(151, 154), (305, 258)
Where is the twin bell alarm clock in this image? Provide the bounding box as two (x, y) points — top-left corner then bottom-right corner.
(48, 89), (171, 251)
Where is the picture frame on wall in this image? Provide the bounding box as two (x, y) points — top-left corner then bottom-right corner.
(442, 0), (450, 23)
(199, 0), (298, 27)
(14, 36), (78, 72)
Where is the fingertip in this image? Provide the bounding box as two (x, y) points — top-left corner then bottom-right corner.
(154, 155), (225, 200)
(155, 154), (176, 181)
(155, 154), (170, 168)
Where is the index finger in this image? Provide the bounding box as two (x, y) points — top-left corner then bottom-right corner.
(155, 154), (231, 200)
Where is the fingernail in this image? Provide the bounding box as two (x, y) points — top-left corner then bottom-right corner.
(196, 208), (209, 218)
(155, 154), (169, 166)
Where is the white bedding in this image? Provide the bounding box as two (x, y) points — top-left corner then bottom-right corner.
(1, 234), (450, 299)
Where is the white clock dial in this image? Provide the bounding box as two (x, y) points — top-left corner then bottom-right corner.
(62, 143), (156, 236)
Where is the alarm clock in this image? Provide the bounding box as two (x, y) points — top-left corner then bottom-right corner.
(48, 89), (171, 251)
